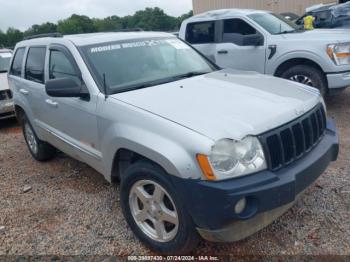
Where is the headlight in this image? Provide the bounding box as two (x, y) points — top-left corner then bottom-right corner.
(198, 136), (267, 181)
(327, 43), (350, 65)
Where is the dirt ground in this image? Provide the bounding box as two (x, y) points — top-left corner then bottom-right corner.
(0, 90), (349, 257)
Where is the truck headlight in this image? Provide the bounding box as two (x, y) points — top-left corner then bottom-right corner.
(327, 43), (350, 66)
(197, 137), (267, 181)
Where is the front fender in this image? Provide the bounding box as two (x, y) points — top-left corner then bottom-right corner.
(101, 122), (211, 182)
(267, 50), (328, 75)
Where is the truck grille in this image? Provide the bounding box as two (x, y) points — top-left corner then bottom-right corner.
(259, 104), (327, 171)
(0, 90), (12, 101)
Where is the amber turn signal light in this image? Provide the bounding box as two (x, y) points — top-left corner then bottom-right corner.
(196, 154), (216, 181)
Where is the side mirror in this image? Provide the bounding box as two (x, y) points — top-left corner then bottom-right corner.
(242, 34), (264, 46)
(45, 77), (89, 99)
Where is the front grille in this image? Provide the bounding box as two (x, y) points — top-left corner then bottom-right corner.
(259, 104), (327, 171)
(0, 90), (12, 101)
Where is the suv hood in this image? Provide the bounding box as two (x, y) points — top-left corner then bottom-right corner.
(112, 69), (322, 141)
(282, 29), (350, 42)
(0, 73), (10, 91)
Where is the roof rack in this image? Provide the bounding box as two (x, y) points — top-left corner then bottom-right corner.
(24, 32), (63, 40)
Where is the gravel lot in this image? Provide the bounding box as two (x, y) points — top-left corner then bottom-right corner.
(0, 90), (349, 257)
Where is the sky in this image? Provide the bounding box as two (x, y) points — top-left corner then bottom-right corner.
(0, 0), (193, 31)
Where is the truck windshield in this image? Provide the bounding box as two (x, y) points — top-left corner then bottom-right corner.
(248, 13), (299, 35)
(0, 52), (12, 73)
(80, 37), (217, 94)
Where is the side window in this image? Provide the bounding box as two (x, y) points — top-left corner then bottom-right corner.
(186, 21), (215, 44)
(49, 50), (80, 83)
(10, 48), (25, 77)
(25, 47), (46, 84)
(223, 19), (258, 46)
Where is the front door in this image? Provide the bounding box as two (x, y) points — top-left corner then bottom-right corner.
(214, 18), (267, 74)
(41, 45), (101, 166)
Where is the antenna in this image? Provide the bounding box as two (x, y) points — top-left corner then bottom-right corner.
(103, 73), (109, 100)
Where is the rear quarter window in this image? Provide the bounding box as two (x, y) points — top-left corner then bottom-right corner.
(25, 47), (46, 84)
(9, 48), (25, 77)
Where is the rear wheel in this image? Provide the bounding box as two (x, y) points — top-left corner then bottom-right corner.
(22, 115), (56, 161)
(120, 161), (199, 254)
(280, 65), (327, 96)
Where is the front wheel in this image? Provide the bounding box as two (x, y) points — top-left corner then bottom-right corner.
(280, 65), (327, 96)
(120, 161), (199, 254)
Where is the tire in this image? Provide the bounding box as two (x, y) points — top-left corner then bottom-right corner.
(22, 114), (56, 161)
(120, 161), (199, 254)
(280, 65), (327, 96)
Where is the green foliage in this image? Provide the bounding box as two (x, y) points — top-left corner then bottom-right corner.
(24, 22), (58, 37)
(0, 30), (6, 48)
(93, 16), (122, 32)
(3, 28), (23, 48)
(177, 10), (194, 28)
(125, 7), (178, 31)
(0, 8), (193, 48)
(57, 14), (96, 34)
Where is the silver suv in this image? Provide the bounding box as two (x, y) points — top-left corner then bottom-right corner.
(9, 32), (339, 254)
(0, 49), (14, 119)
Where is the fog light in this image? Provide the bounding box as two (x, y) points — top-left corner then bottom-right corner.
(234, 197), (247, 214)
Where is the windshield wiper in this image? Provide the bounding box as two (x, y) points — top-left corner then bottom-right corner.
(171, 71), (211, 80)
(113, 71), (211, 93)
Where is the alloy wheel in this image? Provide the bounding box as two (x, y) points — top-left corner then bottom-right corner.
(289, 75), (313, 86)
(129, 180), (179, 242)
(24, 123), (38, 155)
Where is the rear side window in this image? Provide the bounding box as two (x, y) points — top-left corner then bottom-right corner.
(25, 47), (46, 84)
(186, 21), (215, 44)
(10, 48), (25, 77)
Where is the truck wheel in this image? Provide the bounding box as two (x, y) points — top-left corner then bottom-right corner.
(120, 161), (199, 254)
(22, 115), (56, 161)
(280, 65), (327, 96)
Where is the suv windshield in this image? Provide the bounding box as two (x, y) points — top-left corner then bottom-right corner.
(80, 37), (216, 94)
(0, 52), (12, 73)
(249, 13), (299, 35)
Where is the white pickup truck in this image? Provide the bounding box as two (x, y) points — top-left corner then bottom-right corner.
(179, 9), (350, 95)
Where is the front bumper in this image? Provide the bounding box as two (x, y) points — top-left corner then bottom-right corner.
(170, 119), (339, 242)
(327, 71), (350, 91)
(0, 99), (15, 120)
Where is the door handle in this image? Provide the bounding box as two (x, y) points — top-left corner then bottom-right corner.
(217, 50), (228, 54)
(19, 89), (29, 95)
(45, 99), (58, 108)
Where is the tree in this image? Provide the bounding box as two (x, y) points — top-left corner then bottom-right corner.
(93, 16), (122, 32)
(177, 10), (193, 28)
(0, 30), (7, 48)
(5, 28), (23, 48)
(57, 14), (95, 34)
(24, 22), (57, 37)
(0, 8), (193, 47)
(125, 7), (178, 31)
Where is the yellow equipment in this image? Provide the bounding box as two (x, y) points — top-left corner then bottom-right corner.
(304, 15), (315, 30)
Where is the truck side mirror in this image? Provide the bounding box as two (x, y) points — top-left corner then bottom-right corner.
(242, 34), (264, 46)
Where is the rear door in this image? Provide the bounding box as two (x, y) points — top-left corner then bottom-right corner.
(8, 47), (27, 109)
(184, 20), (218, 63)
(23, 46), (49, 130)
